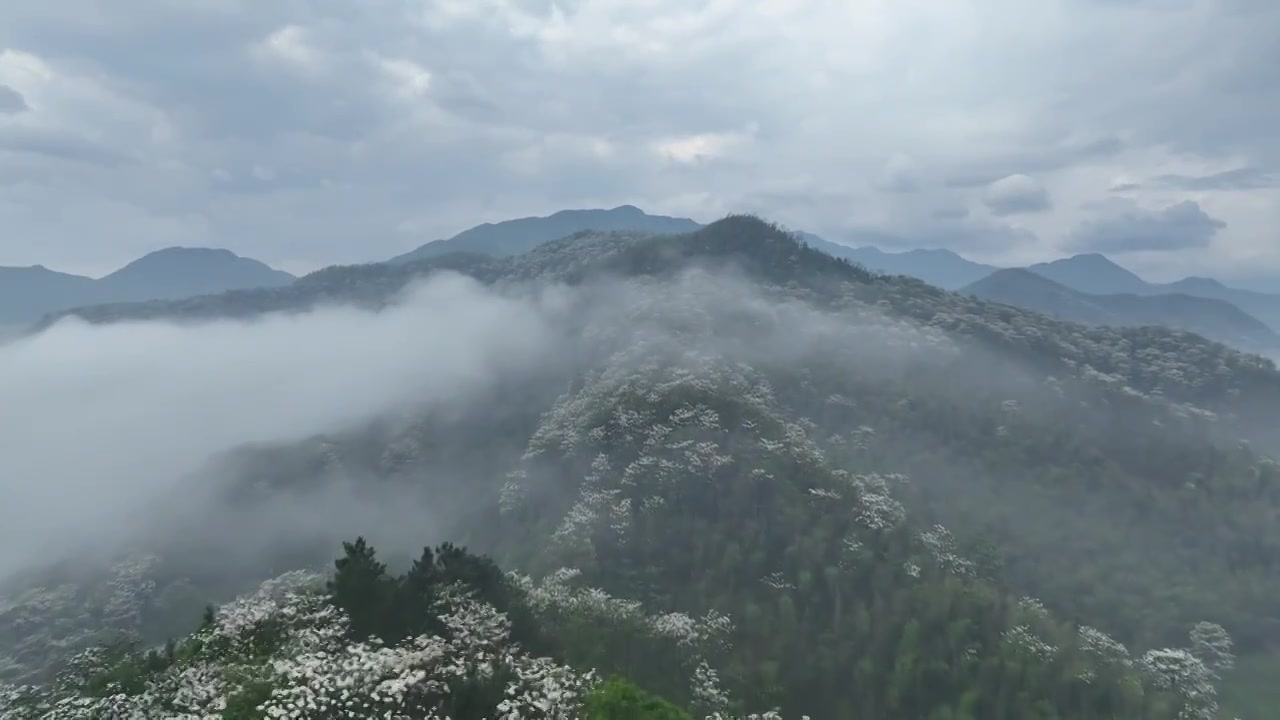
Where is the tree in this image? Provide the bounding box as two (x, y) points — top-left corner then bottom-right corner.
(1189, 621), (1235, 675)
(327, 536), (394, 639)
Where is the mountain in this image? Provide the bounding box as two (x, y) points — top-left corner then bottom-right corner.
(1022, 254), (1280, 332)
(1158, 276), (1280, 333)
(0, 265), (99, 326)
(839, 245), (1000, 290)
(96, 247), (295, 301)
(1027, 253), (1150, 295)
(392, 205), (1000, 293)
(10, 216), (1280, 717)
(390, 204), (703, 263)
(963, 268), (1280, 351)
(0, 247), (295, 327)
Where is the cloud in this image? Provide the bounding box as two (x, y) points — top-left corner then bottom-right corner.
(0, 83), (27, 113)
(0, 124), (130, 166)
(983, 173), (1052, 215)
(877, 153), (921, 193)
(0, 272), (568, 577)
(931, 206), (970, 220)
(1151, 167), (1280, 191)
(0, 0), (1277, 275)
(0, 263), (979, 582)
(840, 212), (1038, 257)
(1067, 199), (1227, 253)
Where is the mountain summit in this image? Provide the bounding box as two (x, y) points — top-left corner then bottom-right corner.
(97, 247), (295, 301)
(390, 205), (703, 263)
(0, 247), (295, 328)
(1026, 253), (1149, 295)
(840, 245), (999, 290)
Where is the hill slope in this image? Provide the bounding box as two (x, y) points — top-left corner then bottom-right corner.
(1, 248), (295, 327)
(964, 267), (1280, 351)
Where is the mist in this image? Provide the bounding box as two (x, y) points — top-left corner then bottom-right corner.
(0, 272), (571, 580)
(0, 263), (1037, 589)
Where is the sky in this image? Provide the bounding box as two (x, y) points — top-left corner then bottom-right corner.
(0, 0), (1277, 281)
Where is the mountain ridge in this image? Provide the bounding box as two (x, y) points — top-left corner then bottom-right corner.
(0, 247), (295, 327)
(390, 205), (998, 291)
(962, 267), (1280, 351)
(1023, 253), (1280, 331)
(389, 204), (703, 264)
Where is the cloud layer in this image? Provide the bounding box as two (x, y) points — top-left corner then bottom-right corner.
(0, 0), (1277, 279)
(0, 273), (567, 577)
(1068, 199), (1227, 253)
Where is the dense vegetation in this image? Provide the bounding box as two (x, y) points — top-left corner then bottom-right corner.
(6, 215), (1280, 717)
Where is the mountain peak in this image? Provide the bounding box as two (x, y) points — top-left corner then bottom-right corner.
(1, 248), (293, 326)
(1171, 275), (1227, 291)
(143, 245), (236, 258)
(1063, 252), (1128, 268)
(116, 246), (241, 270)
(834, 244), (999, 290)
(390, 205), (703, 264)
(96, 246), (295, 302)
(1028, 252), (1148, 295)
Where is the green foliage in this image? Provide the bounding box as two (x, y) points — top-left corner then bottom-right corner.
(222, 677), (274, 720)
(584, 677), (693, 720)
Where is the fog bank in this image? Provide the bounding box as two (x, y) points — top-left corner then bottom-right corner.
(0, 273), (568, 578)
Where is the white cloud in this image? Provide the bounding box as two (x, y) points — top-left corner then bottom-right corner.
(374, 56), (432, 100)
(0, 272), (567, 576)
(255, 25), (321, 71)
(984, 174), (1051, 216)
(877, 153), (921, 193)
(655, 124), (755, 164)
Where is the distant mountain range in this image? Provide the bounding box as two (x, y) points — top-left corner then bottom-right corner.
(0, 248), (295, 327)
(389, 205), (999, 291)
(1022, 253), (1280, 331)
(962, 268), (1280, 351)
(8, 205), (1280, 355)
(831, 245), (1000, 290)
(390, 207), (1280, 334)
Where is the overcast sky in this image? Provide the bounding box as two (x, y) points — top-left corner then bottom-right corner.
(0, 0), (1276, 281)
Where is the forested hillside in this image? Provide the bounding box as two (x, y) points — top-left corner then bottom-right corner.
(5, 216), (1280, 718)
